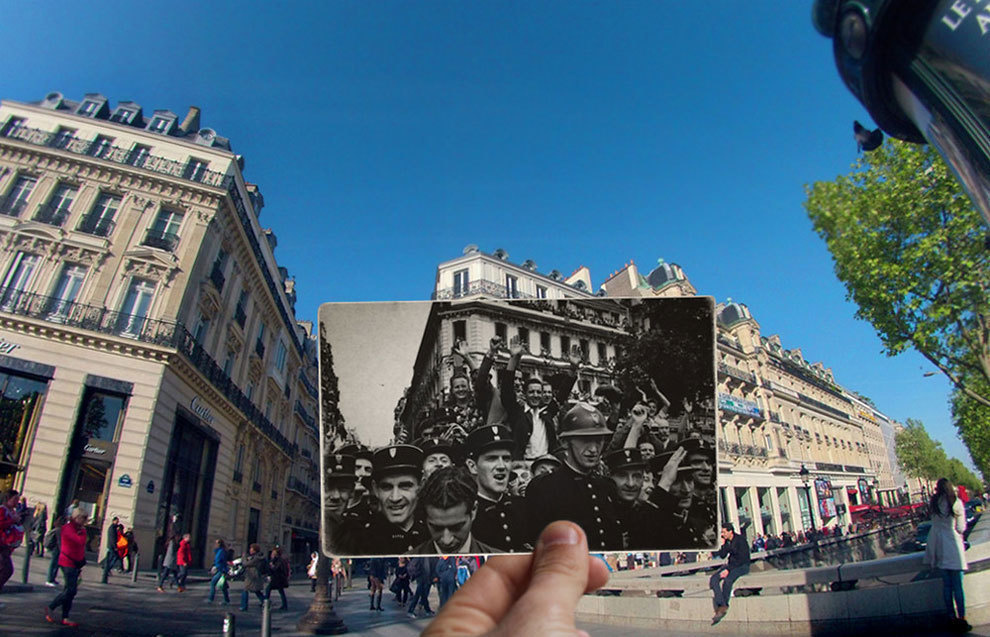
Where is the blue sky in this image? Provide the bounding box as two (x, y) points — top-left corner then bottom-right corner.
(3, 2), (969, 468)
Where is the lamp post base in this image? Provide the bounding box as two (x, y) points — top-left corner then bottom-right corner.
(296, 556), (348, 635)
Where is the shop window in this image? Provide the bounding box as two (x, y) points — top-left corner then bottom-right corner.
(0, 371), (49, 492)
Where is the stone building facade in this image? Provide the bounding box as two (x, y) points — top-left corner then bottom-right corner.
(0, 92), (318, 567)
(434, 248), (904, 542)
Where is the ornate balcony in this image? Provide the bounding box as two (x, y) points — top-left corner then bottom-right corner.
(433, 279), (535, 300)
(0, 286), (295, 456)
(718, 362), (758, 386)
(1, 125), (230, 188)
(142, 229), (180, 252)
(76, 214), (115, 237)
(234, 303), (247, 329)
(209, 264), (225, 292)
(33, 202), (70, 227)
(0, 194), (28, 217)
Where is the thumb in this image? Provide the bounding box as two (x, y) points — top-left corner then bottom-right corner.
(495, 521), (591, 637)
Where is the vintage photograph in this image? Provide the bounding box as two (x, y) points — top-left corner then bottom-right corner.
(319, 296), (717, 557)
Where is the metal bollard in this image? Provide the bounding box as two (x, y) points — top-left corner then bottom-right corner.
(21, 546), (31, 583)
(222, 612), (236, 637)
(261, 597), (272, 637)
(131, 552), (139, 583)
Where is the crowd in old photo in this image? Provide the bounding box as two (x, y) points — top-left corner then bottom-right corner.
(325, 332), (717, 556)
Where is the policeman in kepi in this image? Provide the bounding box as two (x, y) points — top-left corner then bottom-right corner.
(524, 403), (622, 550)
(324, 453), (361, 555)
(360, 444), (428, 555)
(464, 425), (529, 552)
(603, 448), (672, 550)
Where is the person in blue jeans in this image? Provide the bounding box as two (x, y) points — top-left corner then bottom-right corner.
(239, 543), (267, 611)
(710, 523), (751, 625)
(206, 538), (231, 605)
(435, 556), (458, 608)
(44, 516), (64, 586)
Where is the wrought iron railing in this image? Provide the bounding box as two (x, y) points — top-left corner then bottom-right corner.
(209, 264), (225, 292)
(799, 392), (851, 421)
(295, 400), (316, 431)
(433, 279), (536, 300)
(299, 371), (318, 400)
(718, 362), (758, 385)
(33, 202), (70, 227)
(0, 194), (28, 217)
(142, 229), (180, 252)
(0, 287), (295, 455)
(1, 125), (231, 188)
(76, 214), (115, 237)
(234, 303), (246, 329)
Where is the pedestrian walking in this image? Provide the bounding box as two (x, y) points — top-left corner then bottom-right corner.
(366, 557), (385, 611)
(332, 558), (345, 600)
(240, 544), (268, 611)
(307, 551), (319, 592)
(43, 515), (64, 586)
(0, 489), (24, 593)
(176, 533), (191, 592)
(123, 527), (138, 572)
(30, 502), (47, 557)
(924, 477), (971, 632)
(206, 538), (231, 605)
(100, 516), (123, 583)
(265, 546), (290, 611)
(45, 508), (88, 627)
(393, 557), (411, 605)
(710, 523), (751, 625)
(435, 556), (457, 608)
(406, 556), (436, 618)
(156, 534), (179, 592)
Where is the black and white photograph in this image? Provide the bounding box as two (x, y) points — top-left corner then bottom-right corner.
(319, 296), (717, 557)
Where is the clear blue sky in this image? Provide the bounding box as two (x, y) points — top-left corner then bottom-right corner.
(3, 2), (970, 469)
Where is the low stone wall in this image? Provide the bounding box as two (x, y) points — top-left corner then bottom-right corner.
(578, 569), (990, 635)
(580, 517), (989, 634)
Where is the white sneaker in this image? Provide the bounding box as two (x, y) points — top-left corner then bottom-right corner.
(44, 581), (56, 587)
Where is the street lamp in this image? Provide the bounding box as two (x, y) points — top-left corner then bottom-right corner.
(799, 464), (816, 534)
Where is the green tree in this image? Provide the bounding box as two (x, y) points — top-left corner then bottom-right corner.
(804, 140), (990, 409)
(951, 373), (990, 482)
(895, 418), (947, 485)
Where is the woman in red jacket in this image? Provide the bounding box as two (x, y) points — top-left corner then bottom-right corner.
(45, 508), (88, 627)
(176, 533), (192, 593)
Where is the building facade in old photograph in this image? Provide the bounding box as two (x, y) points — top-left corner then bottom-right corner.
(0, 92), (319, 567)
(433, 247), (909, 544)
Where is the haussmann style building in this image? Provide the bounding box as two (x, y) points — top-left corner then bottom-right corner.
(0, 92), (320, 567)
(433, 246), (907, 544)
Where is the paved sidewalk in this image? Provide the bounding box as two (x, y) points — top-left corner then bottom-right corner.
(4, 552), (990, 636)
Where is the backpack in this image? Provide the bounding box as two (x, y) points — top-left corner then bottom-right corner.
(44, 528), (58, 550)
(1, 524), (24, 549)
(407, 558), (421, 580)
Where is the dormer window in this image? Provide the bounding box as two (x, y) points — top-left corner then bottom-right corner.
(148, 116), (172, 134)
(78, 100), (101, 116)
(110, 108), (136, 124)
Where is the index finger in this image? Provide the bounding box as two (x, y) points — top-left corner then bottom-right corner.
(421, 554), (532, 636)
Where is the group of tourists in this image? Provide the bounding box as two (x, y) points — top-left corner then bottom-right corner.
(326, 337), (717, 556)
(204, 538), (292, 612)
